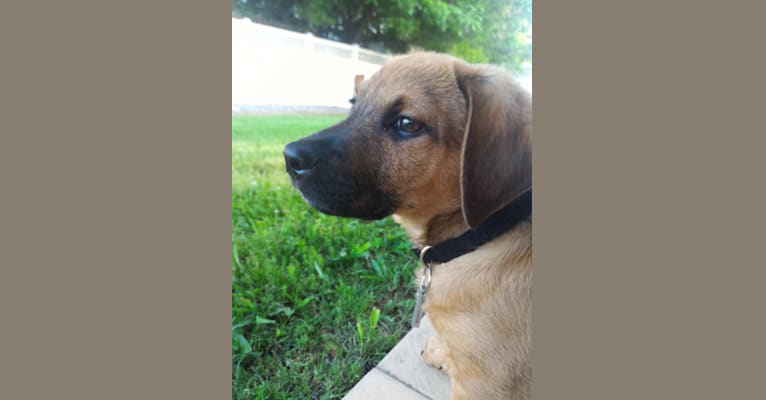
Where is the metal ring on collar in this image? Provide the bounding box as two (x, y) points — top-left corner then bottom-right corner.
(419, 245), (432, 265)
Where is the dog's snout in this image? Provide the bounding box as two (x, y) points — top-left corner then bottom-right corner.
(284, 141), (319, 176)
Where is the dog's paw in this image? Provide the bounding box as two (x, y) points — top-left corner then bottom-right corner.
(421, 335), (450, 372)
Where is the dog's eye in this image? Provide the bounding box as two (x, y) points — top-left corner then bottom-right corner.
(395, 116), (424, 137)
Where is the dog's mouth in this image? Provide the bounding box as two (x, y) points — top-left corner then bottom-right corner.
(288, 170), (395, 220)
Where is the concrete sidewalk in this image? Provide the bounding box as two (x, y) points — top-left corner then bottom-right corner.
(343, 316), (451, 400)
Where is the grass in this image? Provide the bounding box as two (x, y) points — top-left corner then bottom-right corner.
(232, 115), (417, 399)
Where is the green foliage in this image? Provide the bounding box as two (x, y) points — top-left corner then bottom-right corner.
(450, 41), (490, 64)
(233, 0), (532, 72)
(232, 115), (418, 399)
(355, 307), (382, 351)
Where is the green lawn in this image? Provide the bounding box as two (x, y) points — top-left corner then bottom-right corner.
(232, 115), (417, 399)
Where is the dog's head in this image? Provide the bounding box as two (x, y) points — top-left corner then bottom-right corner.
(284, 52), (531, 228)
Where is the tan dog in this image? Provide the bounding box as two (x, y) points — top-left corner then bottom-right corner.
(284, 52), (531, 399)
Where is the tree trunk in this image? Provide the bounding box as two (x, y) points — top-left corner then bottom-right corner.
(350, 6), (373, 44)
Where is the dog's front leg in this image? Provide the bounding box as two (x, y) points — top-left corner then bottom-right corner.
(421, 334), (451, 372)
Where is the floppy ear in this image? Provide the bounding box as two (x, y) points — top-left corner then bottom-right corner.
(455, 61), (532, 228)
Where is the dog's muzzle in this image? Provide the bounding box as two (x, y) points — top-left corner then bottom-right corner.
(283, 130), (396, 220)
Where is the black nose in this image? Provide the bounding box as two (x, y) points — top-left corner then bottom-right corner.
(284, 141), (319, 176)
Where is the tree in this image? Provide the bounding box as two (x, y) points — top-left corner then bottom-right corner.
(232, 0), (531, 72)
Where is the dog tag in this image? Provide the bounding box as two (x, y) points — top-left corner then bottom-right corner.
(410, 264), (432, 328)
(410, 277), (428, 328)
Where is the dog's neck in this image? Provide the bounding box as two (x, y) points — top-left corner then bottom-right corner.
(393, 191), (532, 264)
(393, 207), (468, 248)
(394, 210), (531, 266)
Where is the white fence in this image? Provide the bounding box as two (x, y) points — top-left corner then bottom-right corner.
(232, 18), (391, 111)
(232, 18), (531, 112)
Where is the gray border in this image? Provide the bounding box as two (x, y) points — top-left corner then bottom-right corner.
(533, 1), (766, 398)
(0, 2), (231, 399)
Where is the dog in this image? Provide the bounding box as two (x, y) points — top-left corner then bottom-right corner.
(284, 52), (532, 400)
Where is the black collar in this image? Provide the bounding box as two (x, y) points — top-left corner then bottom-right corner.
(413, 189), (532, 265)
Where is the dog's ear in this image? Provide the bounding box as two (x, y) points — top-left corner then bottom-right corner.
(454, 61), (532, 228)
(354, 74), (364, 95)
